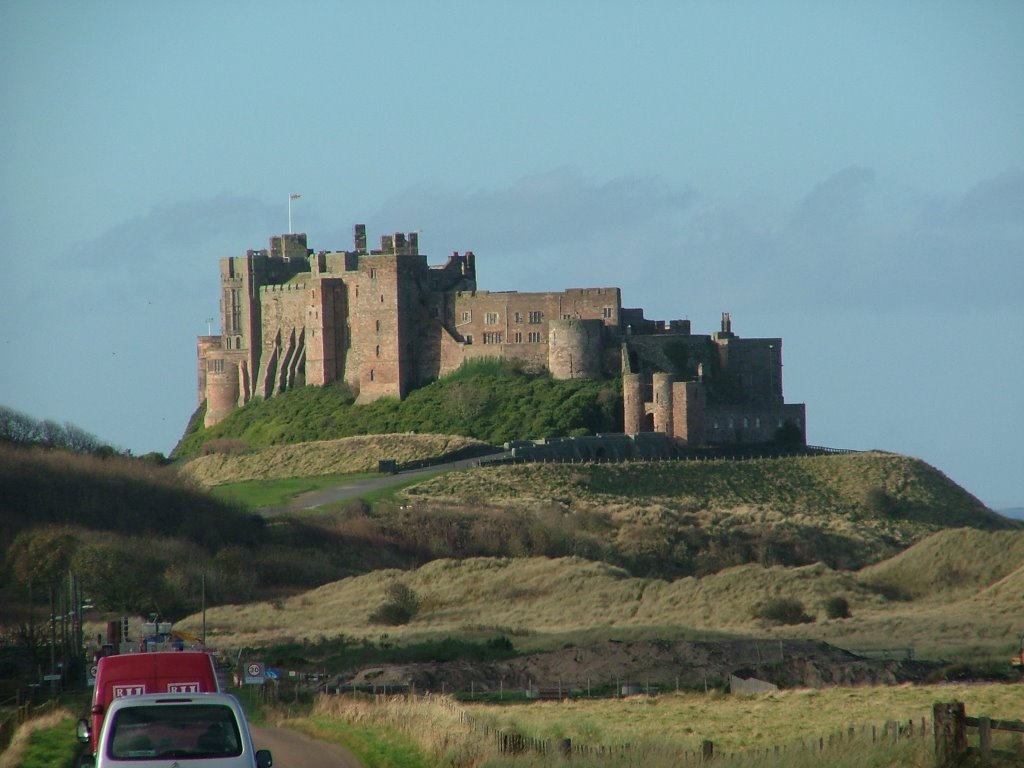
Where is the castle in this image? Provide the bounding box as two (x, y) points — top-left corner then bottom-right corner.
(196, 225), (806, 446)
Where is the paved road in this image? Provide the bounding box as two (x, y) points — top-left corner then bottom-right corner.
(260, 452), (506, 515)
(251, 726), (363, 767)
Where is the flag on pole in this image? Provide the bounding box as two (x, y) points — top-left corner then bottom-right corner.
(290, 193), (301, 199)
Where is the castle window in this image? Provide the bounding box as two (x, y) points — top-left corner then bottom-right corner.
(528, 331), (542, 343)
(528, 311), (542, 324)
(370, 268), (377, 279)
(483, 332), (503, 345)
(603, 307), (613, 318)
(485, 312), (498, 325)
(755, 417), (761, 428)
(462, 311), (471, 322)
(513, 331), (523, 343)
(225, 337), (232, 350)
(370, 369), (374, 381)
(562, 314), (571, 320)
(465, 335), (473, 345)
(514, 312), (523, 323)
(235, 336), (242, 349)
(375, 345), (381, 357)
(209, 359), (224, 373)
(376, 319), (381, 332)
(380, 294), (384, 303)
(743, 417), (749, 428)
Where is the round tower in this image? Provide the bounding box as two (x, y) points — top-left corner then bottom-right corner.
(548, 319), (604, 380)
(196, 336), (220, 407)
(623, 373), (644, 435)
(204, 357), (240, 428)
(651, 372), (674, 435)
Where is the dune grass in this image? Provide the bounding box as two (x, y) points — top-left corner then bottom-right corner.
(179, 433), (488, 487)
(291, 685), (1024, 768)
(178, 528), (1024, 662)
(0, 711), (78, 768)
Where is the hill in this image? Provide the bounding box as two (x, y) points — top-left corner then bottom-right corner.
(175, 528), (1024, 663)
(172, 360), (622, 459)
(179, 433), (491, 487)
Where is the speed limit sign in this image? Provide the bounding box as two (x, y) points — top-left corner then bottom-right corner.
(244, 662), (265, 685)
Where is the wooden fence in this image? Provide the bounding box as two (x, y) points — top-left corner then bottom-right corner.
(934, 701), (1024, 767)
(0, 698), (58, 753)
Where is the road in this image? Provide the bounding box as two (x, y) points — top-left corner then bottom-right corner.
(261, 452), (505, 514)
(251, 726), (363, 767)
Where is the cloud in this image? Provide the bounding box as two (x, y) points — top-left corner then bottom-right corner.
(368, 167), (697, 254)
(66, 193), (279, 278)
(363, 166), (1023, 317)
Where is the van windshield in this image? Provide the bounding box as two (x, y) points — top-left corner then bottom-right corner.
(107, 704), (242, 760)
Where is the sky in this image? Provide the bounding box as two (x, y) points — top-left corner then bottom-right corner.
(1, 2), (1021, 510)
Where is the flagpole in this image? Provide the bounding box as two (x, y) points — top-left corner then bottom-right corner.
(288, 193), (301, 234)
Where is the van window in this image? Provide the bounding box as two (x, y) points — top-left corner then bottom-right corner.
(108, 704), (241, 759)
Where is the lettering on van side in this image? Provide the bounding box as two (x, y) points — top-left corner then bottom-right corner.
(112, 685), (145, 697)
(167, 682), (201, 693)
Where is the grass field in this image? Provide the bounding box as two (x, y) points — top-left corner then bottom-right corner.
(292, 683), (1024, 768)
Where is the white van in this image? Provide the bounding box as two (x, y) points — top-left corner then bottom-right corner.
(80, 692), (272, 768)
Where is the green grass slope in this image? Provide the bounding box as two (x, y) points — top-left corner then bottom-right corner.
(172, 360), (622, 459)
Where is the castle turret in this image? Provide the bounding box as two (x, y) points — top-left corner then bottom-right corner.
(652, 372), (674, 434)
(204, 355), (239, 427)
(623, 373), (644, 435)
(548, 319), (604, 380)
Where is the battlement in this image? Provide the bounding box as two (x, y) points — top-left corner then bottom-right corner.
(374, 231), (420, 256)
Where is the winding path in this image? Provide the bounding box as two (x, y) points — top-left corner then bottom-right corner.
(260, 453), (503, 515)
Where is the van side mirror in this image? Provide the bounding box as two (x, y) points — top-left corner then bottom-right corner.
(256, 749), (273, 768)
(76, 718), (91, 744)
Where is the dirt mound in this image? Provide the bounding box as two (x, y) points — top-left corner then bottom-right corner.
(343, 639), (936, 693)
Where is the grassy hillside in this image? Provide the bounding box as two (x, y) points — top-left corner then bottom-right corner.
(172, 360), (622, 459)
(174, 529), (1024, 660)
(379, 452), (1010, 576)
(180, 433), (491, 487)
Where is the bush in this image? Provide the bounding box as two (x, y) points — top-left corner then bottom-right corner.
(823, 595), (851, 619)
(753, 597), (814, 625)
(370, 582), (421, 625)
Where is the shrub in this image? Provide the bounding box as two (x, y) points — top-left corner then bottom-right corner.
(823, 595), (851, 619)
(370, 582), (422, 625)
(753, 597), (814, 625)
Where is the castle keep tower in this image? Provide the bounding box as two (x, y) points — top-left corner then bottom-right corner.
(196, 226), (805, 447)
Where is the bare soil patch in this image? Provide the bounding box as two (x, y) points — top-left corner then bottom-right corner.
(344, 639), (936, 693)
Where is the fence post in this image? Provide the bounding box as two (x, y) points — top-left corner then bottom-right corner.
(933, 702), (967, 767)
(978, 717), (991, 761)
(701, 740), (714, 762)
